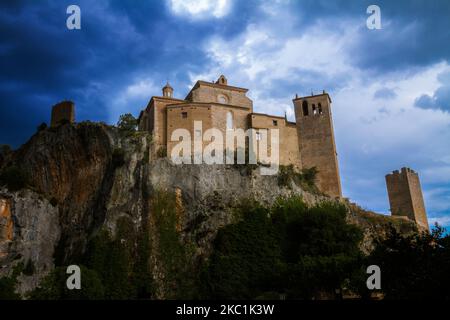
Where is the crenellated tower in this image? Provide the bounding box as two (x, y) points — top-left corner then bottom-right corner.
(385, 167), (429, 230)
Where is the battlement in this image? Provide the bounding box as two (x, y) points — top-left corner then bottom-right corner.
(387, 167), (417, 176)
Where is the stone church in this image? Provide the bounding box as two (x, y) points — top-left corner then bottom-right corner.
(47, 75), (429, 229)
(137, 75), (342, 198)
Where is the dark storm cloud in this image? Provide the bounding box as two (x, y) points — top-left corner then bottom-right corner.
(1, 0), (449, 227)
(1, 0), (450, 149)
(0, 0), (262, 148)
(288, 0), (450, 74)
(0, 0), (201, 147)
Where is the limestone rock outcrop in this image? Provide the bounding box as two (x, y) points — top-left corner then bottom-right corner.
(0, 122), (418, 297)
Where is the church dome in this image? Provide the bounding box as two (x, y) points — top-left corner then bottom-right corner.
(162, 82), (174, 97)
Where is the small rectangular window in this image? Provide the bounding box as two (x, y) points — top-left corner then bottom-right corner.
(272, 120), (278, 126)
(256, 132), (261, 141)
(181, 112), (187, 118)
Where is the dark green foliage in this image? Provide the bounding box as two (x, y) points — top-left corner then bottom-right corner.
(0, 277), (20, 300)
(301, 167), (318, 186)
(205, 197), (364, 299)
(156, 146), (167, 158)
(143, 148), (150, 163)
(133, 225), (153, 299)
(151, 190), (197, 298)
(277, 165), (318, 191)
(112, 148), (126, 168)
(274, 201), (363, 298)
(117, 113), (137, 132)
(0, 144), (12, 155)
(81, 216), (154, 299)
(23, 188), (449, 300)
(369, 224), (450, 299)
(0, 145), (11, 169)
(0, 165), (30, 191)
(206, 202), (282, 299)
(34, 217), (152, 300)
(84, 218), (141, 299)
(0, 264), (23, 300)
(23, 259), (35, 276)
(37, 122), (47, 132)
(28, 266), (104, 300)
(31, 190), (195, 300)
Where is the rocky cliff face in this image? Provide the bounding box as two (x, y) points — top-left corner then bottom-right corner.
(0, 122), (418, 298)
(0, 189), (59, 295)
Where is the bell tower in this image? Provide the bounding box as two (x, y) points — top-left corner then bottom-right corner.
(162, 82), (174, 98)
(293, 92), (342, 198)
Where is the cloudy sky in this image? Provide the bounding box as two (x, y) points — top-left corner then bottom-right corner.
(1, 0), (449, 227)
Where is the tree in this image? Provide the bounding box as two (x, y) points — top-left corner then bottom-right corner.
(117, 113), (137, 132)
(369, 224), (450, 299)
(0, 165), (30, 191)
(205, 197), (364, 299)
(37, 122), (47, 132)
(272, 200), (363, 299)
(206, 201), (282, 299)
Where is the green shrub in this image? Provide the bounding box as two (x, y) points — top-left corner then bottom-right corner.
(83, 222), (136, 299)
(205, 197), (364, 299)
(28, 265), (104, 300)
(300, 166), (318, 186)
(0, 277), (21, 300)
(206, 202), (281, 299)
(37, 122), (47, 132)
(157, 146), (167, 158)
(112, 148), (126, 168)
(151, 190), (197, 298)
(368, 224), (450, 299)
(23, 259), (36, 276)
(0, 263), (25, 300)
(277, 165), (318, 192)
(0, 144), (12, 155)
(117, 113), (137, 132)
(0, 165), (30, 191)
(83, 217), (153, 299)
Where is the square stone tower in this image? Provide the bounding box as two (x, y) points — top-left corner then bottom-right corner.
(293, 92), (342, 198)
(51, 100), (75, 127)
(385, 167), (429, 230)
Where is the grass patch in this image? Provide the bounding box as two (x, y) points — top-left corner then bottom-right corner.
(277, 164), (318, 192)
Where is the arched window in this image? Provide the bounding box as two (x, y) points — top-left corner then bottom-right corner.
(226, 111), (233, 130)
(312, 104), (317, 115)
(302, 100), (309, 116)
(318, 103), (323, 115)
